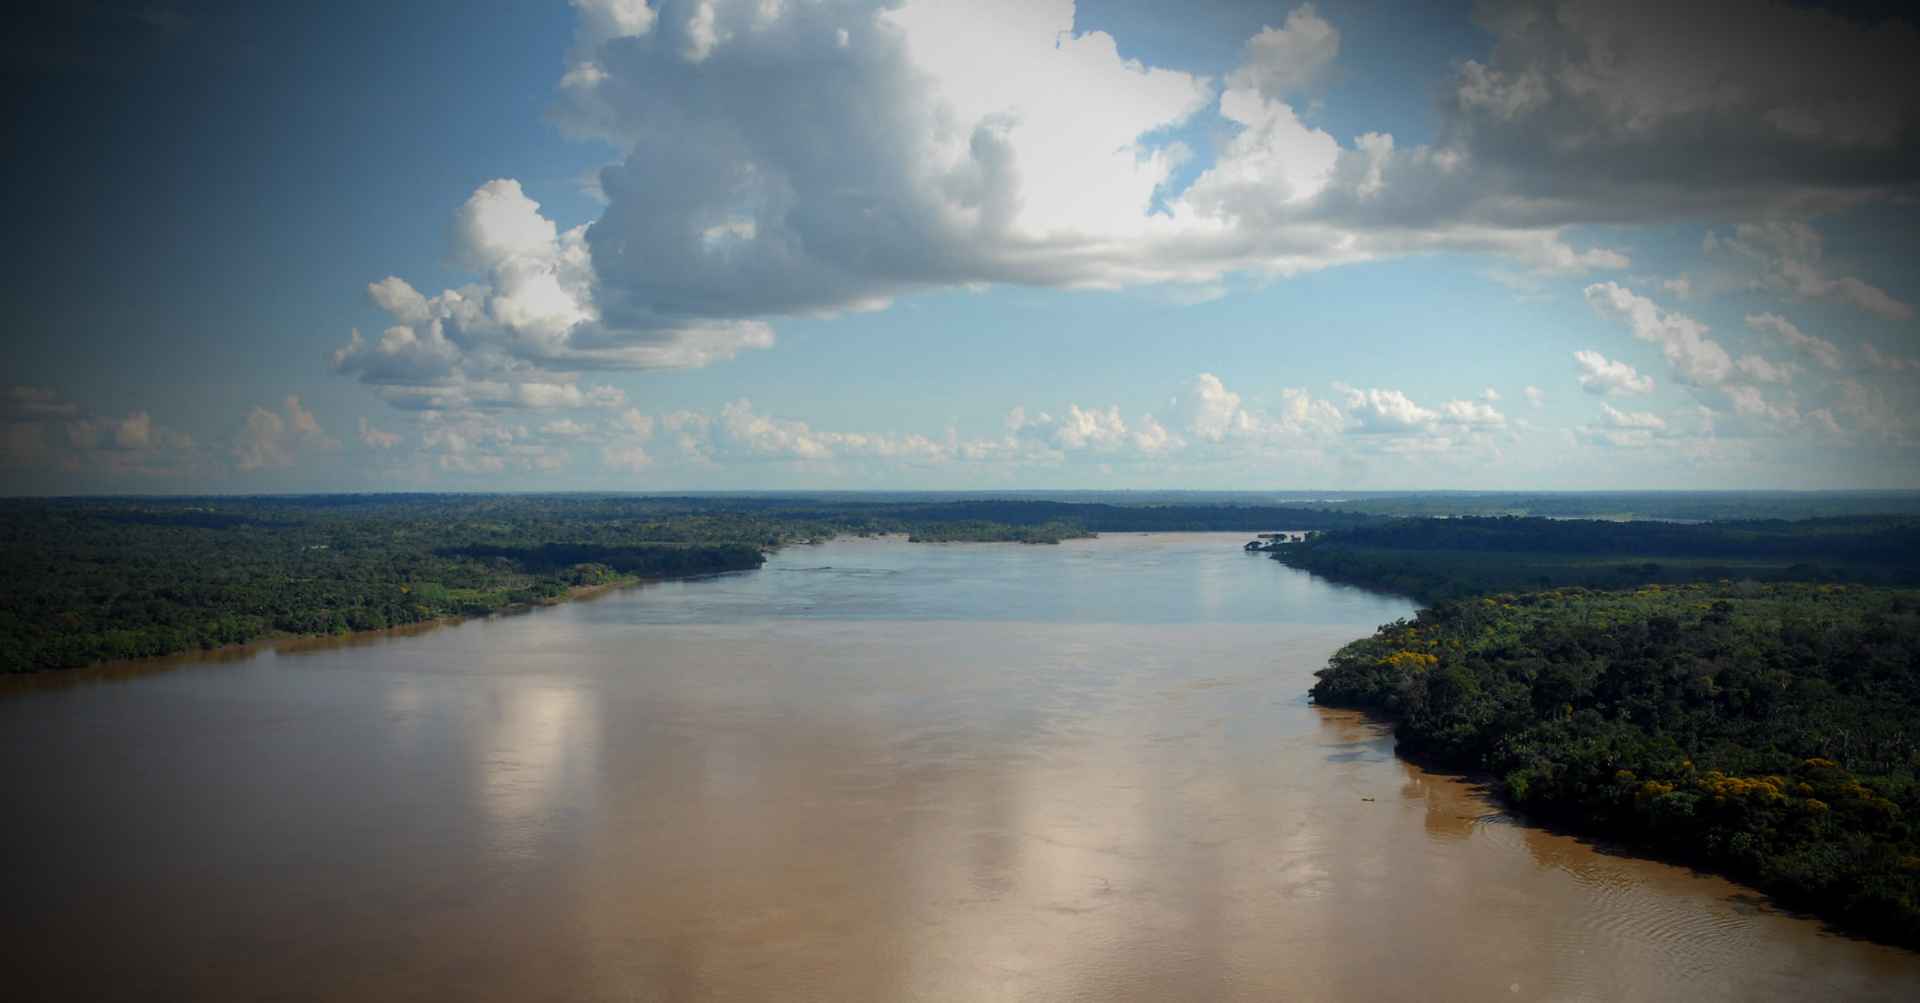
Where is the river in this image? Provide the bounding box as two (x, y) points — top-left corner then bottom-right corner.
(3, 533), (1916, 1000)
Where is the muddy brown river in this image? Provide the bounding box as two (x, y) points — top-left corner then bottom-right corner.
(4, 533), (1917, 1000)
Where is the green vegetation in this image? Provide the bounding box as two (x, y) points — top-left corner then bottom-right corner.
(906, 520), (1091, 543)
(1272, 515), (1920, 602)
(1293, 490), (1920, 522)
(0, 494), (1365, 672)
(0, 497), (775, 672)
(1312, 583), (1920, 946)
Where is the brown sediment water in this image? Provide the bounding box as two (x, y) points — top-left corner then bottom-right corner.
(3, 533), (1915, 1000)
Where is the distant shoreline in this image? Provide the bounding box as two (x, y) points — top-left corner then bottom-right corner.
(0, 566), (748, 691)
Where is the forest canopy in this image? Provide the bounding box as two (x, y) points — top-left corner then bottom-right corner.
(1311, 583), (1920, 947)
(0, 494), (1361, 672)
(1270, 515), (1920, 602)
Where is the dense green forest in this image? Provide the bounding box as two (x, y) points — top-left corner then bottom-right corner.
(0, 498), (780, 672)
(0, 494), (1355, 672)
(905, 520), (1092, 543)
(1311, 583), (1920, 946)
(1271, 515), (1920, 602)
(1287, 490), (1920, 522)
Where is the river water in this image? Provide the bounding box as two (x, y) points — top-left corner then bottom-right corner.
(4, 533), (1916, 1000)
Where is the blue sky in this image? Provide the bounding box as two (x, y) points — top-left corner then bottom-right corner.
(4, 0), (1918, 493)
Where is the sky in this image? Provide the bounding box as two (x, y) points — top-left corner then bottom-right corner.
(4, 0), (1919, 494)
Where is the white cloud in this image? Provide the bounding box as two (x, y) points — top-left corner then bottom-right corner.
(613, 408), (655, 439)
(1835, 379), (1919, 446)
(1167, 373), (1344, 447)
(571, 0), (658, 44)
(1131, 413), (1177, 455)
(1523, 385), (1545, 408)
(1723, 384), (1801, 427)
(399, 0), (1640, 406)
(234, 396), (337, 472)
(1339, 385), (1439, 433)
(1439, 399), (1507, 426)
(1863, 343), (1920, 372)
(358, 417), (401, 449)
(335, 181), (776, 409)
(602, 443), (653, 472)
(1575, 403), (1674, 449)
(335, 0), (1920, 426)
(1574, 349), (1655, 396)
(2, 390), (197, 479)
(1734, 354), (1795, 385)
(1599, 403), (1666, 430)
(1710, 221), (1914, 321)
(1173, 374), (1256, 444)
(234, 408), (289, 471)
(1584, 283), (1733, 386)
(415, 412), (572, 475)
(1746, 312), (1843, 370)
(609, 372), (1517, 476)
(1229, 4), (1338, 99)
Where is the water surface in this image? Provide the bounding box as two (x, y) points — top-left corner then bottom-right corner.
(4, 534), (1916, 1000)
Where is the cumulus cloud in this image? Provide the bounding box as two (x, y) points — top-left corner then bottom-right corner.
(67, 411), (193, 454)
(234, 396), (338, 471)
(412, 412), (571, 475)
(322, 0), (1920, 428)
(45, 411), (195, 477)
(1168, 373), (1344, 447)
(1584, 283), (1733, 386)
(1523, 385), (1545, 407)
(1230, 4), (1339, 100)
(1339, 385), (1438, 433)
(1574, 349), (1655, 396)
(336, 0), (1650, 419)
(334, 180), (774, 409)
(1439, 398), (1507, 426)
(3, 387), (198, 478)
(557, 372), (1520, 476)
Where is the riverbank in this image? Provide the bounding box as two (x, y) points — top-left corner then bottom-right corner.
(0, 564), (765, 691)
(1308, 582), (1920, 949)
